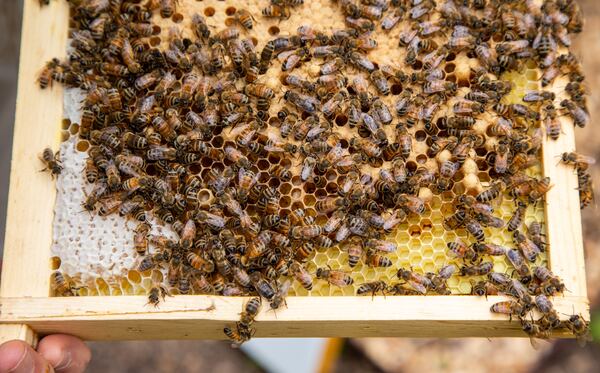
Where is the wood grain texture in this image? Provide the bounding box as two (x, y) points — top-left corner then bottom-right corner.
(0, 324), (38, 346)
(542, 75), (588, 298)
(0, 0), (69, 297)
(0, 295), (589, 340)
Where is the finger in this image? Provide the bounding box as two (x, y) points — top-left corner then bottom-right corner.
(0, 340), (54, 373)
(37, 335), (90, 373)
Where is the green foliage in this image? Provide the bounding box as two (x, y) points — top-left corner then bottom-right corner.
(591, 312), (600, 342)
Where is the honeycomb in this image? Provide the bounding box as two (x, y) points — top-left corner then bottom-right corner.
(50, 0), (558, 299)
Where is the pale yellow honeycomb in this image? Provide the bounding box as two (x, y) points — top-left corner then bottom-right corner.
(53, 1), (549, 297)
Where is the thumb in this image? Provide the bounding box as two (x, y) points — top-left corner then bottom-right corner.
(0, 340), (53, 373)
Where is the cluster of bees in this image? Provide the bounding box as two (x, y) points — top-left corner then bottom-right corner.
(39, 0), (593, 345)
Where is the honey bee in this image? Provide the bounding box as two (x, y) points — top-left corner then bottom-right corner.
(138, 250), (169, 272)
(561, 152), (596, 171)
(506, 201), (527, 232)
(427, 135), (455, 158)
(391, 124), (411, 159)
(365, 250), (392, 268)
(119, 38), (141, 74)
(82, 158), (99, 184)
(465, 218), (485, 242)
(423, 80), (456, 96)
(428, 264), (456, 295)
(520, 318), (550, 348)
(119, 195), (145, 219)
(99, 62), (129, 77)
(189, 13), (210, 40)
(540, 104), (561, 141)
(245, 230), (271, 260)
(534, 294), (560, 327)
(492, 142), (510, 174)
(564, 314), (592, 347)
(526, 177), (552, 203)
(369, 70), (390, 95)
(51, 271), (81, 296)
(79, 108), (96, 139)
(345, 17), (375, 33)
(472, 243), (507, 257)
(290, 261), (313, 291)
(471, 280), (499, 298)
(322, 91), (347, 117)
(348, 51), (376, 72)
(513, 230), (541, 262)
(38, 58), (60, 89)
(397, 268), (432, 294)
(443, 209), (466, 230)
(132, 222), (150, 255)
(420, 45), (448, 71)
(278, 47), (310, 72)
(523, 90), (555, 103)
(185, 249), (214, 272)
(533, 267), (564, 295)
(147, 285), (169, 307)
(286, 90), (321, 114)
(291, 224), (323, 240)
(476, 181), (505, 202)
(316, 266), (354, 286)
(239, 297), (261, 329)
(40, 147), (63, 177)
(491, 300), (530, 320)
(506, 248), (532, 283)
(460, 262), (493, 276)
(578, 168), (594, 209)
(270, 280), (291, 310)
(395, 194), (425, 215)
(453, 100), (484, 115)
(437, 160), (458, 191)
(286, 74), (316, 93)
(447, 238), (477, 261)
(356, 281), (387, 297)
(262, 4), (291, 19)
(382, 209), (406, 232)
(224, 325), (253, 346)
(91, 128), (121, 150)
(381, 9), (402, 30)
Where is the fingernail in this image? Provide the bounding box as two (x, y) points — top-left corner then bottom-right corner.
(52, 351), (72, 371)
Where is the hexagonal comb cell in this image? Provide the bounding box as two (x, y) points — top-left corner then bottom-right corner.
(49, 0), (553, 300)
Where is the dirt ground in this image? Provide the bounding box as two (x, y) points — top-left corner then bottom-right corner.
(1, 1), (599, 372)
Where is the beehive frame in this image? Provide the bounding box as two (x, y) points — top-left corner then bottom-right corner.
(0, 1), (589, 343)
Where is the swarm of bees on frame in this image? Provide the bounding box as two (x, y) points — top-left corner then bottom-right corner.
(38, 0), (594, 346)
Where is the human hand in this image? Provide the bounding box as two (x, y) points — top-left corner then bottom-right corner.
(0, 334), (90, 373)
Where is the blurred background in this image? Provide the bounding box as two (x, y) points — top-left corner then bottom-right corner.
(1, 1), (599, 372)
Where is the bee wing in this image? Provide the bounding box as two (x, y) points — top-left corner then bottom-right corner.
(383, 212), (402, 231)
(532, 31), (542, 50)
(528, 336), (541, 350)
(519, 243), (537, 262)
(279, 279), (292, 295)
(523, 91), (544, 102)
(277, 50), (296, 62)
(576, 154), (596, 165)
(408, 280), (427, 294)
(264, 144), (285, 153)
(267, 131), (284, 143)
(377, 240), (398, 253)
(328, 271), (350, 286)
(576, 331), (593, 347)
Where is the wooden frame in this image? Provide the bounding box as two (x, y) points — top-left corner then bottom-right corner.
(0, 1), (589, 343)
